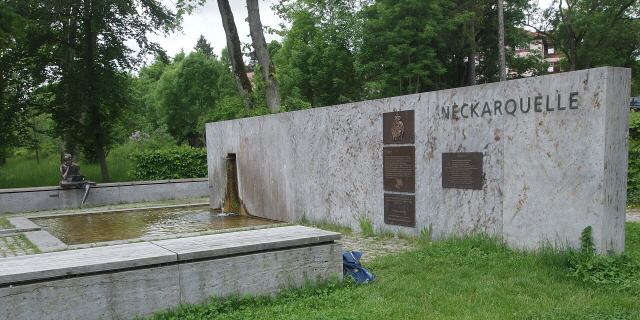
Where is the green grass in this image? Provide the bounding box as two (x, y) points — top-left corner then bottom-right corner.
(0, 152), (133, 189)
(0, 217), (12, 229)
(358, 215), (375, 237)
(298, 216), (353, 236)
(15, 234), (41, 254)
(148, 223), (640, 320)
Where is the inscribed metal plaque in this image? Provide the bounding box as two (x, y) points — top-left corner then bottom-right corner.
(383, 146), (415, 193)
(384, 193), (416, 227)
(383, 110), (415, 144)
(442, 152), (484, 190)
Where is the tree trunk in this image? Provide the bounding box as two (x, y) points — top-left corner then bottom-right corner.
(497, 0), (506, 81)
(95, 143), (109, 182)
(569, 36), (577, 71)
(467, 51), (476, 85)
(467, 20), (477, 86)
(32, 121), (40, 164)
(0, 148), (6, 166)
(217, 0), (253, 109)
(246, 0), (280, 112)
(84, 0), (110, 182)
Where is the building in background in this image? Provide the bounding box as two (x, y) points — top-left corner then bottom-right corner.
(512, 31), (562, 76)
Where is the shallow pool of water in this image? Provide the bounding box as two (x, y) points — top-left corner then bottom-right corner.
(33, 206), (277, 245)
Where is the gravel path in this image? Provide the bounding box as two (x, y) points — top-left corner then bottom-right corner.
(338, 234), (418, 262)
(629, 208), (640, 223)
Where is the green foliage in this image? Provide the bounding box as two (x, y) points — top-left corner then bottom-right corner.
(0, 0), (180, 181)
(533, 0), (640, 75)
(147, 223), (640, 320)
(129, 146), (207, 181)
(580, 226), (595, 254)
(194, 35), (215, 59)
(0, 217), (13, 229)
(198, 96), (272, 126)
(156, 52), (238, 146)
(146, 280), (349, 320)
(358, 0), (533, 97)
(629, 112), (640, 205)
(0, 151), (133, 188)
(273, 1), (361, 107)
(569, 251), (640, 289)
(567, 225), (640, 290)
(358, 214), (375, 237)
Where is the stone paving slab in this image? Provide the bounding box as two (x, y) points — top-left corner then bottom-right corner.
(152, 225), (341, 261)
(24, 231), (66, 253)
(0, 217), (41, 236)
(0, 242), (176, 285)
(8, 217), (40, 230)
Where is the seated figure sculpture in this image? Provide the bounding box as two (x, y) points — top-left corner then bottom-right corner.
(59, 153), (82, 184)
(59, 153), (95, 207)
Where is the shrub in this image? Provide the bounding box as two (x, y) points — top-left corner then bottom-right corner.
(129, 146), (207, 181)
(568, 226), (640, 290)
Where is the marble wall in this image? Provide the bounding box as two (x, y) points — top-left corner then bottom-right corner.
(206, 67), (631, 252)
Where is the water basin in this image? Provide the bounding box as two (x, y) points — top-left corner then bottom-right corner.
(32, 206), (278, 245)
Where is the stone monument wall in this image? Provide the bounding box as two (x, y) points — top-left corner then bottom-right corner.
(206, 67), (631, 252)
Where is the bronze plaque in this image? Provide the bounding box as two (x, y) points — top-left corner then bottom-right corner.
(383, 110), (415, 144)
(442, 152), (484, 190)
(383, 146), (415, 193)
(384, 193), (416, 227)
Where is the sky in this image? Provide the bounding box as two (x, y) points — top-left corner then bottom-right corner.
(147, 0), (555, 62)
(148, 0), (284, 59)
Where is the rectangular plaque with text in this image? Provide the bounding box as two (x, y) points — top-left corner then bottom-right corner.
(442, 152), (484, 190)
(383, 110), (415, 144)
(384, 193), (416, 227)
(383, 146), (415, 193)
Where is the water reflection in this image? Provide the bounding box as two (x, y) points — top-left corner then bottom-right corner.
(33, 206), (276, 245)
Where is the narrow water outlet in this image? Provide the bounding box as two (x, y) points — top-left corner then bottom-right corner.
(223, 153), (242, 214)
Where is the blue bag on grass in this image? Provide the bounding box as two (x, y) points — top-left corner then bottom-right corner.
(342, 251), (375, 284)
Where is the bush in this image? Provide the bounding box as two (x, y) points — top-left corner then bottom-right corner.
(567, 226), (640, 291)
(129, 146), (207, 181)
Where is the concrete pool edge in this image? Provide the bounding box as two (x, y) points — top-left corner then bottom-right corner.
(0, 226), (343, 320)
(0, 178), (209, 214)
(21, 201), (210, 219)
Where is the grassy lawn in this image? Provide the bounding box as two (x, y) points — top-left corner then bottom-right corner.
(0, 153), (133, 189)
(149, 223), (640, 320)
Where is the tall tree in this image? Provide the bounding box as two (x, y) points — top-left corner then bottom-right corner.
(48, 0), (178, 181)
(274, 0), (361, 108)
(156, 51), (237, 146)
(217, 0), (253, 109)
(194, 34), (215, 58)
(528, 0), (640, 72)
(0, 1), (50, 165)
(247, 0), (281, 111)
